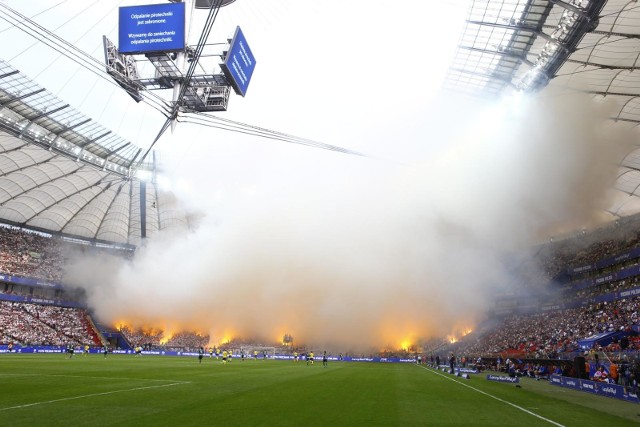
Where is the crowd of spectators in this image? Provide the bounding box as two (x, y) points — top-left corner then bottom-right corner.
(536, 217), (640, 280)
(0, 226), (64, 281)
(574, 276), (640, 301)
(0, 301), (100, 346)
(502, 216), (640, 294)
(477, 218), (640, 366)
(3, 217), (640, 368)
(165, 331), (209, 349)
(454, 296), (640, 358)
(0, 224), (134, 283)
(118, 326), (163, 347)
(117, 326), (210, 351)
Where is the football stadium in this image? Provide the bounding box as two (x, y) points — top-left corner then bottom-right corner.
(1, 0), (640, 425)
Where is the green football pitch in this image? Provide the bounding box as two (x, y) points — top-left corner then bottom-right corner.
(0, 353), (638, 426)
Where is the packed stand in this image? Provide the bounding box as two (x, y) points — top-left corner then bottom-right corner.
(0, 224), (135, 283)
(538, 217), (640, 280)
(118, 326), (211, 351)
(0, 226), (64, 281)
(118, 326), (163, 348)
(0, 301), (100, 346)
(165, 332), (210, 350)
(458, 297), (640, 357)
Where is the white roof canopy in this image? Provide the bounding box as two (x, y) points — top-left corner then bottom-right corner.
(0, 62), (188, 245)
(446, 0), (640, 219)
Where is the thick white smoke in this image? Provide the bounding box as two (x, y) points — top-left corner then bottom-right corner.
(65, 88), (636, 352)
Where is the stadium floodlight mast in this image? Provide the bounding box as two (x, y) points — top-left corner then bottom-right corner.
(103, 0), (364, 171)
(104, 0), (248, 113)
(103, 0), (255, 165)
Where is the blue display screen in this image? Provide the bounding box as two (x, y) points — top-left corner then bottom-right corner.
(221, 26), (256, 97)
(118, 3), (185, 54)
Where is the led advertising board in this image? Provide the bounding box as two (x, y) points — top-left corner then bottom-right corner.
(118, 3), (185, 54)
(220, 26), (256, 97)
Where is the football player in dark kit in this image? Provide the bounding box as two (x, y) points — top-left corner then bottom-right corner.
(198, 347), (204, 364)
(449, 353), (455, 374)
(66, 343), (74, 359)
(323, 351), (328, 368)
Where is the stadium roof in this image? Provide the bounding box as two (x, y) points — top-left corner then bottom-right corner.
(0, 61), (188, 245)
(1, 0), (639, 245)
(0, 61), (147, 176)
(446, 0), (640, 218)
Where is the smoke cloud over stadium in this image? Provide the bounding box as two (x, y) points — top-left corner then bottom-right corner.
(64, 88), (635, 351)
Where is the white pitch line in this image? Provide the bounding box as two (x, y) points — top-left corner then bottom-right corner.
(0, 382), (186, 412)
(418, 365), (565, 427)
(0, 373), (190, 383)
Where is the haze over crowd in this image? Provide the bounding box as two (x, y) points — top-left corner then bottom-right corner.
(2, 0), (633, 351)
(65, 88), (635, 351)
